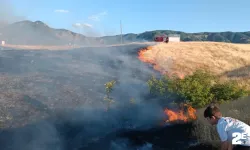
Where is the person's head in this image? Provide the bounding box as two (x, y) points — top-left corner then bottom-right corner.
(204, 104), (222, 125)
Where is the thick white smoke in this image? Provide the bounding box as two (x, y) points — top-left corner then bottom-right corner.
(0, 2), (168, 150)
(0, 43), (168, 150)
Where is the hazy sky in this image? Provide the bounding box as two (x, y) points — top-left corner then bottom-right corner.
(7, 0), (250, 35)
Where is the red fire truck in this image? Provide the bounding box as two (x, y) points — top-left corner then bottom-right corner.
(154, 34), (169, 43)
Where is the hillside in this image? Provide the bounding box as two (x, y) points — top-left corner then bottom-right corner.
(138, 42), (250, 87)
(0, 20), (98, 45)
(0, 20), (250, 45)
(117, 30), (250, 44)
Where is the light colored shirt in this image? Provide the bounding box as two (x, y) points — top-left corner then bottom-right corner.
(216, 117), (250, 146)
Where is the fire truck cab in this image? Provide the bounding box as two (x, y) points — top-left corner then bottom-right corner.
(154, 34), (169, 43)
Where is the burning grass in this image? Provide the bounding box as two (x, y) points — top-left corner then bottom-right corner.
(0, 42), (249, 149)
(164, 104), (197, 123)
(154, 97), (250, 150)
(138, 42), (250, 88)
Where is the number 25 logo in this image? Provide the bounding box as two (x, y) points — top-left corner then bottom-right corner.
(232, 132), (247, 144)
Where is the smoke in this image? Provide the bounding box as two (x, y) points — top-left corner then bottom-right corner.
(0, 42), (169, 150)
(72, 22), (103, 37)
(72, 22), (108, 38)
(0, 3), (165, 149)
(0, 0), (25, 27)
(0, 2), (179, 150)
(110, 139), (153, 150)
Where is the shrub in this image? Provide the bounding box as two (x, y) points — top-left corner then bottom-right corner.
(147, 69), (250, 108)
(211, 80), (249, 103)
(104, 80), (116, 110)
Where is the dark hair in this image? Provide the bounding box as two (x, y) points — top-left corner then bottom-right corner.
(204, 104), (221, 118)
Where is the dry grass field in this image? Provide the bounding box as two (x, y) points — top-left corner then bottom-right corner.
(138, 41), (250, 88)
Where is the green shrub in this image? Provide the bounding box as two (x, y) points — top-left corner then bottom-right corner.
(147, 69), (250, 108)
(211, 80), (249, 103)
(104, 80), (116, 110)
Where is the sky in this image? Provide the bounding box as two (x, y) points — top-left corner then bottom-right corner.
(5, 0), (250, 36)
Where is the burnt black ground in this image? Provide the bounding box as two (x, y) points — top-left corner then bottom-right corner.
(0, 44), (215, 150)
(0, 44), (163, 126)
(0, 111), (202, 150)
(0, 113), (220, 150)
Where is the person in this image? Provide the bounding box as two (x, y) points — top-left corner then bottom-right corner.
(204, 104), (250, 150)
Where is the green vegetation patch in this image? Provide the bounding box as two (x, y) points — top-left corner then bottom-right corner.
(147, 69), (250, 108)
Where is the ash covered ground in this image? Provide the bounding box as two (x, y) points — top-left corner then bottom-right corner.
(0, 44), (204, 150)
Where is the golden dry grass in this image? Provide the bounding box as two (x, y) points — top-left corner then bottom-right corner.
(140, 41), (250, 88)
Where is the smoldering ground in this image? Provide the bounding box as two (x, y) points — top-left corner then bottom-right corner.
(0, 44), (178, 150)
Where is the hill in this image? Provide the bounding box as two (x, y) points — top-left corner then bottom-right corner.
(0, 20), (98, 45)
(138, 42), (250, 88)
(0, 20), (250, 45)
(117, 30), (250, 44)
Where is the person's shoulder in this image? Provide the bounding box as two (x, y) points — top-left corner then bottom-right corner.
(224, 117), (250, 127)
(219, 117), (228, 123)
(223, 117), (236, 122)
(216, 117), (228, 127)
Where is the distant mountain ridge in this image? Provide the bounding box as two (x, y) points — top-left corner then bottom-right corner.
(0, 20), (250, 45)
(0, 20), (95, 45)
(118, 30), (250, 44)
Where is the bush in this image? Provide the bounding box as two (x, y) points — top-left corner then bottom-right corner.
(147, 69), (250, 108)
(104, 80), (116, 110)
(211, 80), (249, 103)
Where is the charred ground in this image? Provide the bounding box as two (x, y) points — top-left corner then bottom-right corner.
(0, 44), (162, 125)
(0, 43), (222, 150)
(0, 43), (249, 150)
(0, 44), (172, 150)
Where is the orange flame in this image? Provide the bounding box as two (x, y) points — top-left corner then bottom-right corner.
(138, 46), (196, 123)
(164, 105), (197, 123)
(137, 46), (154, 63)
(138, 47), (165, 74)
(138, 46), (185, 79)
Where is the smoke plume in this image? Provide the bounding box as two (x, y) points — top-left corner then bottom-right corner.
(0, 42), (168, 150)
(0, 0), (25, 27)
(0, 2), (171, 150)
